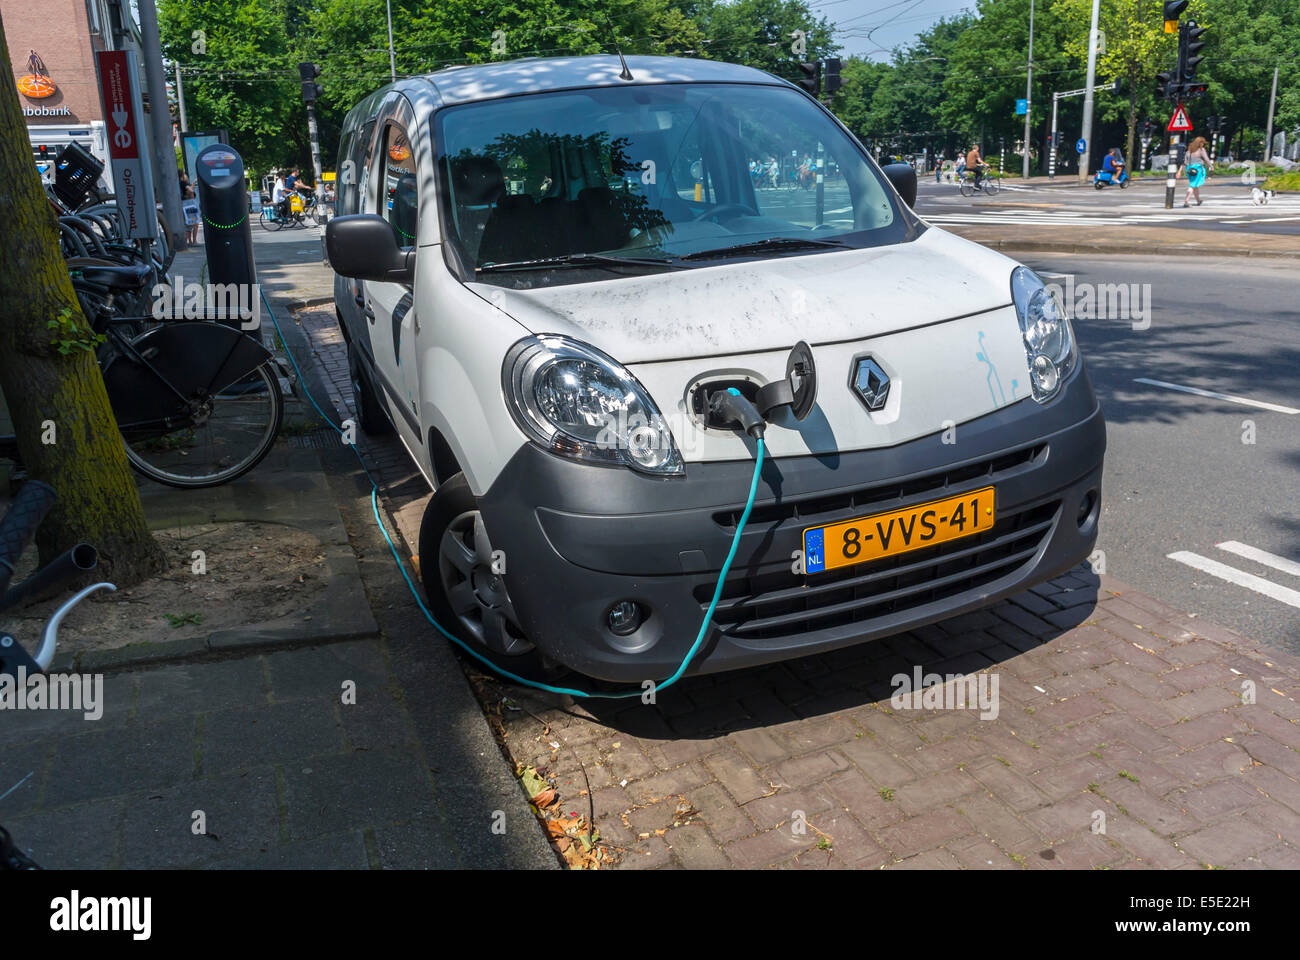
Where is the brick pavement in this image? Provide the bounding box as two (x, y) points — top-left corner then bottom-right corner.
(297, 308), (1300, 870)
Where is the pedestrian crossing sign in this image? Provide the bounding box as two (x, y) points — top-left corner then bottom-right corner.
(1167, 104), (1192, 132)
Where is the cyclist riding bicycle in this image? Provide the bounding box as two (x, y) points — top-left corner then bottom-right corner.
(272, 173), (289, 220)
(965, 144), (987, 188)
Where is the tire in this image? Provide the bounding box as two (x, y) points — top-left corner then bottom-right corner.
(119, 360), (283, 488)
(959, 180), (974, 198)
(983, 178), (1000, 196)
(1120, 178), (1128, 189)
(259, 207), (283, 231)
(1094, 180), (1105, 190)
(348, 344), (394, 436)
(417, 473), (539, 662)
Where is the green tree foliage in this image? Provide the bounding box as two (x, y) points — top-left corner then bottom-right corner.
(1053, 0), (1178, 167)
(160, 0), (833, 178)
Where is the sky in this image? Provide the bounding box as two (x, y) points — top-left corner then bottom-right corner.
(814, 0), (977, 61)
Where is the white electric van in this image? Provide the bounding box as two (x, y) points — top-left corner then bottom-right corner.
(327, 55), (1105, 682)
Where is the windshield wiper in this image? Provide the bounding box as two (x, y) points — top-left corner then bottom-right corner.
(476, 252), (683, 274)
(679, 236), (852, 262)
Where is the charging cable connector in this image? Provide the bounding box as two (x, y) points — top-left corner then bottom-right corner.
(708, 387), (766, 439)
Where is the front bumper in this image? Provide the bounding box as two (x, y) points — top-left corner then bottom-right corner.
(478, 365), (1106, 683)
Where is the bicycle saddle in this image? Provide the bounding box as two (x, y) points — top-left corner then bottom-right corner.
(67, 260), (153, 291)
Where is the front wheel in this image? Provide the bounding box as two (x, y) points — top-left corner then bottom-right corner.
(982, 178), (1000, 196)
(959, 180), (975, 198)
(418, 474), (535, 661)
(1120, 178), (1128, 189)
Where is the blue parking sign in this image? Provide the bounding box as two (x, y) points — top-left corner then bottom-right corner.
(1076, 138), (1087, 154)
(1015, 98), (1028, 116)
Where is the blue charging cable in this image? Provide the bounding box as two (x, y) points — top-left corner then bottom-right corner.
(260, 288), (765, 700)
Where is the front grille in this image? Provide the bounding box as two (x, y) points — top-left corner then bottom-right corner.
(713, 443), (1047, 528)
(697, 498), (1059, 640)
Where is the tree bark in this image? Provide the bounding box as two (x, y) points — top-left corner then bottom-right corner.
(0, 14), (165, 585)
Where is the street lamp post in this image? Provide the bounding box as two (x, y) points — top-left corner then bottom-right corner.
(1023, 0), (1035, 180)
(1077, 0), (1101, 185)
(386, 0), (397, 81)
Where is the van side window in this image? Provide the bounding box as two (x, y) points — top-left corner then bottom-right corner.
(381, 123), (418, 247)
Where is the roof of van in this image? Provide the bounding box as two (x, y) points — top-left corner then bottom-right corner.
(419, 55), (788, 106)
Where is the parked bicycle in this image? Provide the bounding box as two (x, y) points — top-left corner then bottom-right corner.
(1, 264), (283, 489)
(0, 480), (114, 870)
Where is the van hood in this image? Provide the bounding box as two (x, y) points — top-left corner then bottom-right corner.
(466, 228), (1018, 364)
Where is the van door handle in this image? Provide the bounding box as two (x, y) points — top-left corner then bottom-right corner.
(361, 303), (375, 324)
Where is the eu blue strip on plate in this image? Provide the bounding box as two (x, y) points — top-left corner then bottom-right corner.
(803, 527), (825, 574)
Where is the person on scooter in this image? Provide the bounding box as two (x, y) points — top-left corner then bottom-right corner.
(1101, 148), (1125, 183)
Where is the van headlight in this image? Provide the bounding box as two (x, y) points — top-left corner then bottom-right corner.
(504, 335), (684, 476)
(1011, 266), (1077, 402)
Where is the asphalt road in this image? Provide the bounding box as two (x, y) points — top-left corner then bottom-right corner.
(916, 176), (1300, 236)
(1020, 253), (1300, 656)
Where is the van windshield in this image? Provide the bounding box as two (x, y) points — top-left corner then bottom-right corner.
(434, 83), (915, 284)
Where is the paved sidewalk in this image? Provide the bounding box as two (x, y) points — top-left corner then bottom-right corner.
(1, 636), (554, 868)
(296, 307), (1300, 871)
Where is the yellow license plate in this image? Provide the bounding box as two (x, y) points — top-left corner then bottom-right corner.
(802, 487), (996, 575)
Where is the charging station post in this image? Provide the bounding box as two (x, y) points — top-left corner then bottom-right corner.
(194, 143), (257, 327)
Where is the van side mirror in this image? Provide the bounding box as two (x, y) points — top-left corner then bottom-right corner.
(325, 214), (414, 283)
(881, 163), (917, 208)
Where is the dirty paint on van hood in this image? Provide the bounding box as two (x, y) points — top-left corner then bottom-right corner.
(467, 228), (1018, 365)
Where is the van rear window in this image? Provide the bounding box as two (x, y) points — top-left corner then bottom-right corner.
(434, 83), (914, 284)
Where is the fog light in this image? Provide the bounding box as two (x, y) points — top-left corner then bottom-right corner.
(1030, 354), (1058, 394)
(1077, 489), (1098, 528)
(607, 600), (642, 636)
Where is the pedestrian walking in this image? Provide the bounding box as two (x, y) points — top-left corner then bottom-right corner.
(1181, 136), (1212, 207)
(182, 182), (200, 245)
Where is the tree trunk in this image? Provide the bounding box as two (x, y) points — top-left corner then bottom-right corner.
(0, 16), (165, 585)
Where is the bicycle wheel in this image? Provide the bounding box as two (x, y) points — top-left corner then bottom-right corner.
(959, 180), (975, 198)
(102, 324), (283, 488)
(121, 361), (283, 488)
(259, 207), (283, 231)
(983, 178), (1001, 196)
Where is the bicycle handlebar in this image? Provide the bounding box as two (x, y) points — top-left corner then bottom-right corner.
(0, 480), (55, 598)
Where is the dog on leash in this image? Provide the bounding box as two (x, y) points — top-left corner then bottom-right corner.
(1250, 187), (1275, 205)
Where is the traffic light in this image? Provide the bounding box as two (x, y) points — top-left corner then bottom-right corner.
(1181, 21), (1206, 81)
(822, 58), (842, 96)
(1177, 21), (1208, 99)
(1163, 0), (1187, 33)
(299, 61), (322, 103)
(796, 61), (820, 96)
(1155, 69), (1177, 100)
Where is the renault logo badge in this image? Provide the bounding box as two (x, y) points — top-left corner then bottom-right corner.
(851, 356), (890, 412)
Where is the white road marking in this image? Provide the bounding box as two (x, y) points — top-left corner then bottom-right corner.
(1216, 541), (1300, 579)
(1167, 551), (1300, 609)
(1133, 378), (1300, 415)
